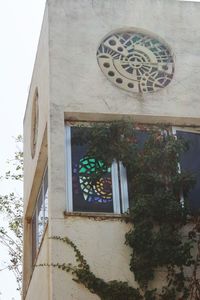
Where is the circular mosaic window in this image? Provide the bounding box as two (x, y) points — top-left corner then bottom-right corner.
(97, 29), (175, 93)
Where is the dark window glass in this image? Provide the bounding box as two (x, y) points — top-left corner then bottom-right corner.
(135, 130), (150, 150)
(177, 131), (200, 212)
(71, 127), (113, 213)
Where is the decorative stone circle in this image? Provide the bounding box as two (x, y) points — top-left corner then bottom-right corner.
(97, 29), (175, 94)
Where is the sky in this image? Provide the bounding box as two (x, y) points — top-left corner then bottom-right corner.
(0, 0), (45, 171)
(0, 1), (46, 298)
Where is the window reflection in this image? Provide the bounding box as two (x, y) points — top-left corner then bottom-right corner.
(32, 166), (48, 264)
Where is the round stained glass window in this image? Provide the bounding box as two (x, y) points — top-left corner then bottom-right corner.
(78, 156), (112, 203)
(97, 29), (175, 94)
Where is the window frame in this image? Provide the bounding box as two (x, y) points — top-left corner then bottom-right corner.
(172, 126), (200, 164)
(172, 126), (200, 211)
(65, 123), (200, 215)
(32, 165), (48, 265)
(65, 124), (129, 214)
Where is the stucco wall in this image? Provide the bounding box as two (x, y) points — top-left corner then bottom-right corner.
(48, 0), (200, 121)
(47, 0), (200, 221)
(47, 0), (200, 220)
(23, 5), (49, 216)
(24, 232), (49, 300)
(47, 0), (200, 298)
(23, 4), (50, 298)
(50, 218), (134, 300)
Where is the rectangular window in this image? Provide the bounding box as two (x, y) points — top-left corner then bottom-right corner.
(32, 166), (48, 265)
(173, 128), (200, 212)
(66, 124), (200, 215)
(65, 125), (129, 214)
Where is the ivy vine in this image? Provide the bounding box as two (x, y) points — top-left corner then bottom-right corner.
(49, 236), (142, 300)
(45, 121), (200, 299)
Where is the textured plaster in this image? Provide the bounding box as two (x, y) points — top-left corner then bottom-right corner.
(50, 218), (134, 300)
(23, 6), (50, 214)
(24, 232), (49, 300)
(48, 0), (200, 120)
(23, 0), (200, 299)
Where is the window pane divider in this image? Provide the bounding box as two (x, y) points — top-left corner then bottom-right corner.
(111, 160), (121, 214)
(65, 126), (73, 212)
(119, 162), (129, 213)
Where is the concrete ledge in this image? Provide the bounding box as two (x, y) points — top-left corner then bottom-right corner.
(64, 211), (130, 221)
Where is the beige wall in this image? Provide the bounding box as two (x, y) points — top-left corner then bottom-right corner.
(24, 232), (50, 299)
(23, 5), (49, 216)
(48, 0), (200, 121)
(23, 0), (200, 299)
(23, 4), (50, 298)
(50, 218), (133, 300)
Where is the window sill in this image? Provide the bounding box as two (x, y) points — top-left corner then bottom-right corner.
(64, 211), (131, 221)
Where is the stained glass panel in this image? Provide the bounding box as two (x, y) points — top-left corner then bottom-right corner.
(71, 127), (113, 212)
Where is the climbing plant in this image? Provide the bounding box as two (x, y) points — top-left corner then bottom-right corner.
(48, 121), (200, 299)
(0, 135), (23, 292)
(47, 236), (142, 300)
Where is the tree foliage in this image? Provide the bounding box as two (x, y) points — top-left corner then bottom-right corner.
(0, 135), (23, 291)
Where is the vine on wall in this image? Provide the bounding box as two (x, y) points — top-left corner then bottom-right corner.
(49, 122), (200, 299)
(49, 236), (142, 300)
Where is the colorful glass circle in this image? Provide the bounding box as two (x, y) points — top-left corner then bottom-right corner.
(78, 156), (112, 203)
(97, 30), (175, 93)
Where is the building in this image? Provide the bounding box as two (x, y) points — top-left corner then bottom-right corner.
(23, 0), (200, 299)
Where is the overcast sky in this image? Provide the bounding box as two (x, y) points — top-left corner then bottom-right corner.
(0, 1), (46, 298)
(0, 0), (45, 171)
